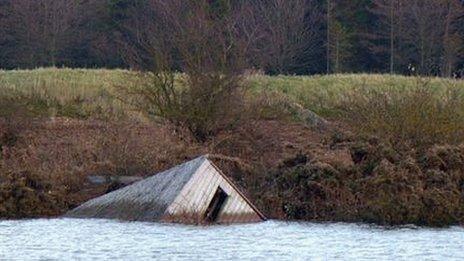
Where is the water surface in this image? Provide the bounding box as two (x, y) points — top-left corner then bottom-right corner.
(0, 219), (463, 260)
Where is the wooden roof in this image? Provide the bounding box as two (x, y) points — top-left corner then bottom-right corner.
(65, 155), (265, 224)
(66, 156), (206, 222)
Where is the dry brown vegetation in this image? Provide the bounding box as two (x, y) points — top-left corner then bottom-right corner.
(0, 115), (325, 219)
(1, 70), (464, 227)
(3, 109), (462, 227)
(256, 139), (464, 227)
(337, 80), (464, 149)
(0, 117), (200, 218)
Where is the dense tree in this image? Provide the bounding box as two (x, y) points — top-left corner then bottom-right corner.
(327, 0), (352, 73)
(370, 0), (402, 73)
(0, 0), (463, 77)
(440, 0), (464, 77)
(371, 0), (464, 76)
(1, 0), (83, 67)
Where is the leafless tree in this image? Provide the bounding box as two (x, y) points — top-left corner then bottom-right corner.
(248, 0), (323, 75)
(326, 0), (332, 74)
(120, 0), (253, 141)
(370, 0), (409, 74)
(371, 0), (400, 74)
(3, 0), (83, 67)
(440, 0), (464, 77)
(372, 0), (463, 76)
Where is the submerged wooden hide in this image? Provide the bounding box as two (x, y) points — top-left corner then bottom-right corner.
(66, 156), (265, 224)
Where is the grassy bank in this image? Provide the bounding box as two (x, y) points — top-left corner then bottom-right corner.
(3, 68), (463, 118)
(1, 68), (464, 226)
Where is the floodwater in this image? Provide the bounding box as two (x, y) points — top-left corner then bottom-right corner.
(0, 219), (463, 260)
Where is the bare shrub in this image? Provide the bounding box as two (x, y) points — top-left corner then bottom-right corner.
(120, 0), (252, 141)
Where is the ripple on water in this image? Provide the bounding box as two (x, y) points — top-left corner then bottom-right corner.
(0, 219), (463, 260)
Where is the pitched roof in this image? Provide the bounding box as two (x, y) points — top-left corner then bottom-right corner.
(66, 156), (207, 222)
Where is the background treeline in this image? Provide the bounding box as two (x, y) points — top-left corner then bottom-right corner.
(0, 0), (463, 77)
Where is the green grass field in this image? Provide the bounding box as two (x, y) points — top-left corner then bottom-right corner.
(249, 73), (464, 116)
(1, 68), (463, 118)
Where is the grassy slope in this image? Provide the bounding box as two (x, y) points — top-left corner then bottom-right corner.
(0, 68), (134, 118)
(2, 68), (463, 119)
(249, 73), (464, 117)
